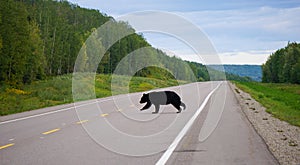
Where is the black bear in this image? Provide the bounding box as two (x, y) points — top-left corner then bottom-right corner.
(139, 91), (186, 114)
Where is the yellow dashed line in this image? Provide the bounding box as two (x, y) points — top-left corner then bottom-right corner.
(0, 143), (14, 150)
(76, 120), (89, 124)
(100, 113), (109, 117)
(42, 128), (60, 135)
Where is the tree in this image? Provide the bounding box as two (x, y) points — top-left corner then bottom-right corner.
(0, 11), (2, 50)
(0, 0), (30, 86)
(0, 0), (47, 86)
(0, 0), (215, 86)
(262, 42), (300, 84)
(23, 20), (46, 83)
(75, 42), (88, 72)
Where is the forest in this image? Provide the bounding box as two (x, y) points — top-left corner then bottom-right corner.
(262, 42), (300, 84)
(0, 0), (218, 87)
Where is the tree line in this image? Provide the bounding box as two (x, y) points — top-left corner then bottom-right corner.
(0, 0), (215, 87)
(0, 0), (111, 86)
(1, 0), (248, 88)
(262, 42), (300, 84)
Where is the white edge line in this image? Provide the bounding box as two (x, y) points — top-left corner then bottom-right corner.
(0, 86), (188, 125)
(0, 98), (112, 125)
(155, 82), (223, 165)
(0, 107), (73, 125)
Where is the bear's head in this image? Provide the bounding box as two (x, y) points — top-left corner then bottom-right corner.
(140, 93), (149, 103)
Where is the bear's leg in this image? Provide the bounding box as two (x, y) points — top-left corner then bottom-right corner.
(152, 104), (160, 114)
(141, 102), (152, 111)
(180, 102), (186, 110)
(172, 102), (182, 113)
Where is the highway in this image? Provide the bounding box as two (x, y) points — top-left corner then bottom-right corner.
(0, 81), (278, 165)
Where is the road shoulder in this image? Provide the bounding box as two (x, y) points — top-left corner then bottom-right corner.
(229, 82), (300, 165)
(168, 82), (277, 164)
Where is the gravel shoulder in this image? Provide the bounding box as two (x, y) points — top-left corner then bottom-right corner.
(229, 82), (300, 165)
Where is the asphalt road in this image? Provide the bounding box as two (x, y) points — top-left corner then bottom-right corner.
(0, 81), (278, 165)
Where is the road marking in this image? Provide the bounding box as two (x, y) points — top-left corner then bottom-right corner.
(0, 143), (15, 150)
(0, 83), (211, 125)
(0, 98), (114, 125)
(130, 104), (135, 107)
(76, 120), (89, 124)
(42, 128), (60, 135)
(117, 109), (122, 112)
(100, 113), (109, 117)
(0, 108), (74, 125)
(156, 82), (223, 165)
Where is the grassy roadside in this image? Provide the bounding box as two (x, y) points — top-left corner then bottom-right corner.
(233, 81), (300, 127)
(0, 74), (187, 116)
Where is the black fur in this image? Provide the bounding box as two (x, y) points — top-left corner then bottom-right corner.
(140, 91), (186, 114)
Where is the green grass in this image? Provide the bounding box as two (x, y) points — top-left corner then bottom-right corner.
(129, 76), (186, 93)
(233, 81), (300, 127)
(0, 74), (187, 116)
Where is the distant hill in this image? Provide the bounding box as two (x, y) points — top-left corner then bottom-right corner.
(209, 65), (262, 82)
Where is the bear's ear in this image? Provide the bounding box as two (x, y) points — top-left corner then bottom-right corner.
(143, 93), (149, 96)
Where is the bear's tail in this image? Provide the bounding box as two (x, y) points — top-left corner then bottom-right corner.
(180, 102), (186, 110)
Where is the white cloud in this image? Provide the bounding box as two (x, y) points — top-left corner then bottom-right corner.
(162, 50), (273, 65)
(217, 50), (273, 65)
(167, 7), (300, 64)
(179, 6), (300, 39)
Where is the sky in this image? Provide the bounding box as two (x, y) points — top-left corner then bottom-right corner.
(68, 0), (300, 65)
